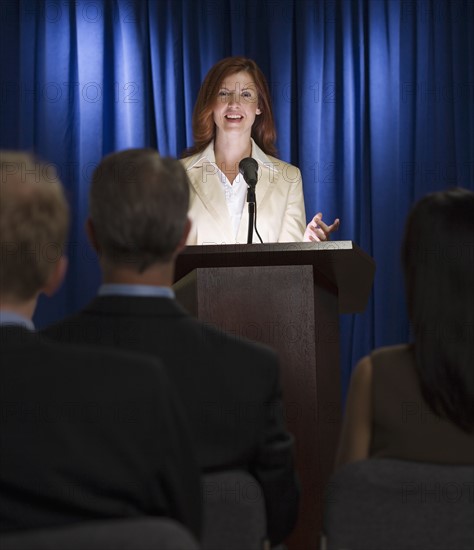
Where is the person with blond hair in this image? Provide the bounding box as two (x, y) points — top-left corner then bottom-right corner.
(0, 151), (202, 538)
(181, 56), (340, 245)
(0, 152), (69, 312)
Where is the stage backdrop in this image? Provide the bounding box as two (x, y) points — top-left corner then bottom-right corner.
(1, 0), (473, 399)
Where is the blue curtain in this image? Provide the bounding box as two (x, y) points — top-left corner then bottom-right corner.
(1, 0), (473, 399)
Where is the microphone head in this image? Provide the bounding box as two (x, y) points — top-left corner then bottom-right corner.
(239, 157), (259, 187)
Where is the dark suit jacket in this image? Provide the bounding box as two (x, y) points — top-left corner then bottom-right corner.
(0, 326), (201, 538)
(43, 295), (300, 544)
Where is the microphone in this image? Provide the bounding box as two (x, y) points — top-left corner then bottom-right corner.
(239, 157), (262, 244)
(239, 157), (259, 188)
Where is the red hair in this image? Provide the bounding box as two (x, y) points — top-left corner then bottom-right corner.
(182, 57), (277, 158)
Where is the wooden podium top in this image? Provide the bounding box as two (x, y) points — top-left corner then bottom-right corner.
(175, 241), (375, 314)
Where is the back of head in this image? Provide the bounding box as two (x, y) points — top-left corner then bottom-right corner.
(0, 151), (69, 302)
(89, 149), (190, 272)
(402, 187), (474, 432)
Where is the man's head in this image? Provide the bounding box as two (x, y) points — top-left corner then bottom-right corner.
(0, 151), (69, 306)
(88, 149), (190, 273)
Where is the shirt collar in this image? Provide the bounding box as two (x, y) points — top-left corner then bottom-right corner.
(98, 284), (175, 299)
(184, 140), (216, 169)
(184, 138), (279, 173)
(251, 139), (279, 171)
(0, 310), (35, 331)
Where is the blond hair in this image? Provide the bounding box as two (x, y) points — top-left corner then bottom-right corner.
(0, 151), (69, 301)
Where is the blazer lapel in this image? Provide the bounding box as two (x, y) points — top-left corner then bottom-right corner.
(184, 143), (235, 243)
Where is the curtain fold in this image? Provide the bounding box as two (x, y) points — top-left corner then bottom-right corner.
(1, 0), (473, 397)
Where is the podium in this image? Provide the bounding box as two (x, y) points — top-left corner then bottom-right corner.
(173, 241), (375, 550)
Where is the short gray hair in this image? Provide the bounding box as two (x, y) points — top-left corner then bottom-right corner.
(89, 149), (190, 271)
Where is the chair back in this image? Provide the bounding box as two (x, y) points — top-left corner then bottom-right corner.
(0, 517), (200, 550)
(202, 470), (269, 550)
(322, 459), (474, 550)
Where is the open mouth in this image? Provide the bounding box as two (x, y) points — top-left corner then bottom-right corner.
(225, 114), (243, 120)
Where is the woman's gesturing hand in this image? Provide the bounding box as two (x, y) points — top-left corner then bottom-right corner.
(303, 212), (340, 242)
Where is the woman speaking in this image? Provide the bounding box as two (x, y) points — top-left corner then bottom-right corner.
(181, 56), (340, 245)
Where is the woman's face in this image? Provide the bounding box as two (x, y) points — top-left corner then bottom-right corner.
(212, 71), (262, 138)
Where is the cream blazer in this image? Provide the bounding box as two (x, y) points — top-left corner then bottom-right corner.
(181, 139), (306, 245)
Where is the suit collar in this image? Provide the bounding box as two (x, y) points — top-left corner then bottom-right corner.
(183, 138), (279, 173)
(0, 324), (38, 347)
(84, 294), (189, 318)
(182, 140), (216, 170)
(251, 139), (281, 174)
(184, 141), (234, 242)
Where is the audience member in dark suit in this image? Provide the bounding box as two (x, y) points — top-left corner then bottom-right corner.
(335, 188), (474, 468)
(43, 148), (300, 545)
(0, 151), (202, 538)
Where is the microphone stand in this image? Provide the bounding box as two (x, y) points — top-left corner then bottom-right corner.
(246, 184), (256, 244)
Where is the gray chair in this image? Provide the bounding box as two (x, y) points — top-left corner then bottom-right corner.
(321, 458), (474, 550)
(0, 517), (200, 550)
(202, 471), (269, 550)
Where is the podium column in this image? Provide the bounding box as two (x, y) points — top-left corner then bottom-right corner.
(175, 264), (341, 550)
